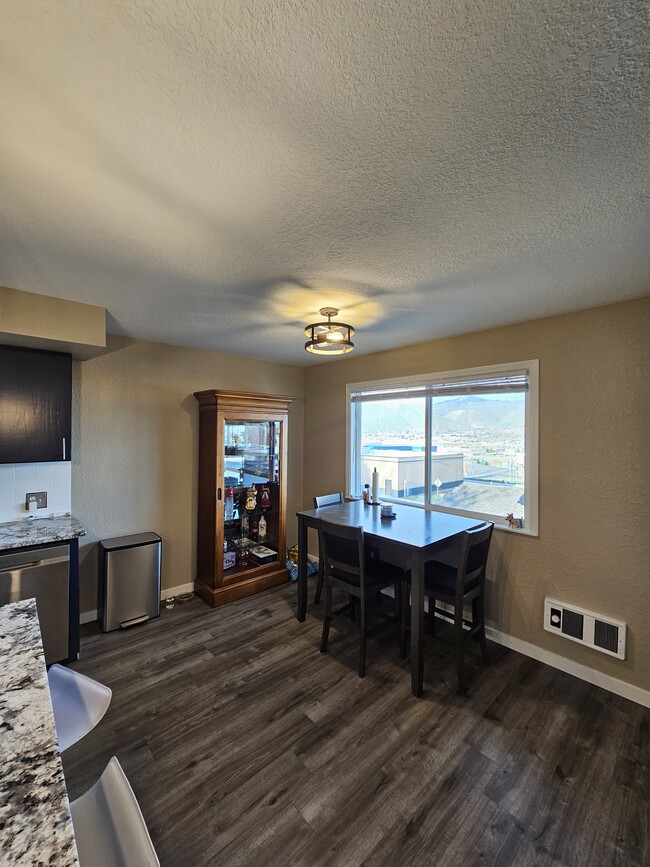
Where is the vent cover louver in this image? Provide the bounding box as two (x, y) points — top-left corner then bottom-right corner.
(594, 619), (620, 654)
(561, 609), (584, 641)
(544, 598), (625, 659)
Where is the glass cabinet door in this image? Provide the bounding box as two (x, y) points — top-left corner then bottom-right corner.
(221, 420), (281, 578)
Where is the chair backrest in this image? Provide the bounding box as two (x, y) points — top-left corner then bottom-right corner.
(313, 492), (344, 509)
(70, 756), (159, 866)
(318, 518), (365, 588)
(456, 522), (494, 597)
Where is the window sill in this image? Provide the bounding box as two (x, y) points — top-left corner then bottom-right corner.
(360, 495), (539, 537)
(493, 522), (538, 538)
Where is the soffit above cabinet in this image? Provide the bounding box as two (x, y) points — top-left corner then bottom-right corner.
(0, 286), (106, 360)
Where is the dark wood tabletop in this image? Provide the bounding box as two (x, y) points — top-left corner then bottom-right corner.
(296, 500), (482, 551)
(295, 500), (485, 696)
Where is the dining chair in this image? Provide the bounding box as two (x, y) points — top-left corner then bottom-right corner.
(312, 492), (344, 604)
(48, 664), (112, 753)
(70, 756), (159, 866)
(318, 518), (405, 677)
(400, 522), (494, 693)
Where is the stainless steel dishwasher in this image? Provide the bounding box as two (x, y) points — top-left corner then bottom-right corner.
(0, 546), (70, 664)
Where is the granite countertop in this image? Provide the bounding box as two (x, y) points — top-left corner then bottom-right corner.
(0, 599), (79, 866)
(0, 516), (86, 552)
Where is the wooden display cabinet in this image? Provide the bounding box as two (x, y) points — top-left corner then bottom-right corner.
(193, 389), (294, 607)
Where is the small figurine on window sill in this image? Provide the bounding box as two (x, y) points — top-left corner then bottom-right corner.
(506, 512), (524, 529)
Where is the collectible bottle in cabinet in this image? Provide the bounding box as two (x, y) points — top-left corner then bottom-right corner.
(225, 486), (234, 520)
(245, 486), (257, 512)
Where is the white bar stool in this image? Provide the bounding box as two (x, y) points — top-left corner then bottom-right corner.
(47, 664), (112, 753)
(70, 756), (159, 866)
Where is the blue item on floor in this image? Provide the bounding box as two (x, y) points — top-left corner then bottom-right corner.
(286, 559), (318, 582)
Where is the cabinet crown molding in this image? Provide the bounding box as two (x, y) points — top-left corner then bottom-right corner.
(193, 389), (295, 414)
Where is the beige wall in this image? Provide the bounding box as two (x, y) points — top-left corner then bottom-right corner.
(72, 336), (304, 614)
(303, 298), (650, 690)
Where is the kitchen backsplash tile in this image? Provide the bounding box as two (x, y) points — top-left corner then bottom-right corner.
(50, 463), (72, 516)
(34, 463), (54, 499)
(0, 462), (71, 524)
(0, 465), (15, 520)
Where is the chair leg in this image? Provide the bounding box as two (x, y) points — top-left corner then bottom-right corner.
(320, 580), (332, 653)
(473, 595), (490, 665)
(400, 583), (409, 659)
(428, 597), (437, 634)
(454, 603), (467, 694)
(358, 599), (367, 678)
(314, 561), (324, 604)
(394, 581), (402, 645)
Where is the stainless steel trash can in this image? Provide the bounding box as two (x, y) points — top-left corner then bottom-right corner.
(99, 532), (161, 632)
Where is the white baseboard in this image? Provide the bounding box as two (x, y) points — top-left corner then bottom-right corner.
(486, 626), (650, 709)
(79, 582), (196, 625)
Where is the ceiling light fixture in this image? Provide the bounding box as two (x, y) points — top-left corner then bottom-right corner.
(304, 307), (355, 355)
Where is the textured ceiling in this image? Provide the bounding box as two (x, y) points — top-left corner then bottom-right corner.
(1, 0), (649, 365)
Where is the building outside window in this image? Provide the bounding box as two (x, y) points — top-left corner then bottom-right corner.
(347, 361), (538, 534)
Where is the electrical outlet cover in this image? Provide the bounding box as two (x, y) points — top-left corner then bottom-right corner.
(25, 491), (47, 509)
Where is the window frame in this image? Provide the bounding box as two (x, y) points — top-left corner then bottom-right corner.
(346, 360), (539, 536)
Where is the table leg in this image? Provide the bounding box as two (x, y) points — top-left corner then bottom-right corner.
(296, 516), (308, 622)
(410, 549), (424, 697)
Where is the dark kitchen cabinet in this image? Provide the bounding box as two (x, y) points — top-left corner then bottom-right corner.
(0, 346), (72, 464)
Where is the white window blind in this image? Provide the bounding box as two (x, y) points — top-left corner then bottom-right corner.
(350, 371), (529, 403)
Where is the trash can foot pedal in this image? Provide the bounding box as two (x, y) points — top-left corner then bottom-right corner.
(119, 614), (149, 629)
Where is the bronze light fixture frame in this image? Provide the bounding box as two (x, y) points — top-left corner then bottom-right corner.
(304, 307), (355, 355)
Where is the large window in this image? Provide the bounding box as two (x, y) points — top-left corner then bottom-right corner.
(347, 361), (538, 534)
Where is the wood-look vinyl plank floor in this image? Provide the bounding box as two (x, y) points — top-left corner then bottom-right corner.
(61, 583), (650, 866)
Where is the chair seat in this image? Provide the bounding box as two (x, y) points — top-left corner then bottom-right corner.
(424, 560), (479, 597)
(48, 664), (112, 753)
(70, 756), (159, 866)
(331, 557), (404, 588)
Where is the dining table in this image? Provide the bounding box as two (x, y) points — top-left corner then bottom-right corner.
(295, 500), (485, 697)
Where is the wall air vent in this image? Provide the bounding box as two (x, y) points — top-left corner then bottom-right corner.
(544, 598), (626, 660)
